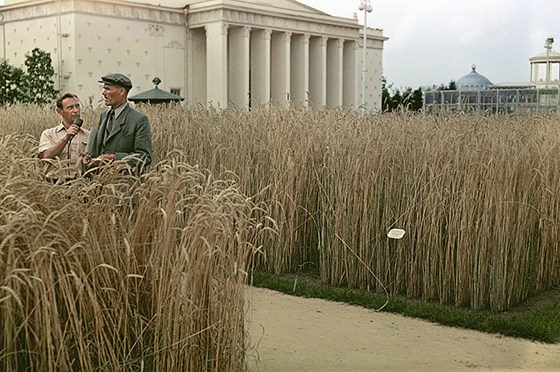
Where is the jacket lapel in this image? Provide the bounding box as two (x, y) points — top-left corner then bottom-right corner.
(100, 110), (110, 146)
(104, 106), (129, 144)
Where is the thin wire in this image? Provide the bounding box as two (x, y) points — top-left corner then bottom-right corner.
(67, 139), (72, 161)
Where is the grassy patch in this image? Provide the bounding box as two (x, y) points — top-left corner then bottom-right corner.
(250, 271), (560, 344)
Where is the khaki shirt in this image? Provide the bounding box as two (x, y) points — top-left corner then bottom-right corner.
(39, 123), (90, 180)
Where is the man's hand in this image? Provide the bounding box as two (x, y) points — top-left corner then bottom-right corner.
(96, 154), (116, 163)
(83, 153), (115, 168)
(65, 123), (81, 142)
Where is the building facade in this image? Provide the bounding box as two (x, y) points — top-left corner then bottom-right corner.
(424, 45), (560, 114)
(0, 0), (387, 110)
(529, 49), (560, 89)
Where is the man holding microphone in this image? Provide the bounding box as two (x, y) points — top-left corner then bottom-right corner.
(39, 92), (90, 183)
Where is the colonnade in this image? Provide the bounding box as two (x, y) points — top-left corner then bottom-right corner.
(530, 59), (560, 86)
(187, 22), (360, 109)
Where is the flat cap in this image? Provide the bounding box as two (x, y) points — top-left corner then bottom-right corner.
(98, 73), (132, 90)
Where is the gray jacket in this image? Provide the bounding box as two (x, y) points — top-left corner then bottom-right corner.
(86, 104), (152, 172)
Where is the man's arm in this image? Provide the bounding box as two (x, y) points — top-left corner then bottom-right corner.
(114, 114), (153, 169)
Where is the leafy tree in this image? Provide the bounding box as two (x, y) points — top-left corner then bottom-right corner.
(0, 60), (26, 105)
(382, 77), (423, 112)
(390, 90), (403, 110)
(0, 48), (58, 106)
(24, 48), (58, 104)
(381, 76), (392, 111)
(408, 88), (424, 111)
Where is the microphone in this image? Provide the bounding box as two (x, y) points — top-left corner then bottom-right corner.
(68, 118), (83, 141)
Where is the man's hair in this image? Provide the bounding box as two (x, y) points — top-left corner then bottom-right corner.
(56, 92), (79, 110)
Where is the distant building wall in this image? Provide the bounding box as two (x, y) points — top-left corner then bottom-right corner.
(0, 0), (387, 110)
(424, 88), (559, 114)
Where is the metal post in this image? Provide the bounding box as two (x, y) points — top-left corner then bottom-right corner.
(359, 0), (372, 112)
(544, 38), (554, 111)
(545, 38), (554, 89)
(56, 0), (63, 90)
(477, 90), (480, 113)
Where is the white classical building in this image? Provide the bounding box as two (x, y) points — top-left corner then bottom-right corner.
(0, 0), (387, 110)
(530, 49), (560, 89)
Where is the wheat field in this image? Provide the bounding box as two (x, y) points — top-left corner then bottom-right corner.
(0, 104), (269, 370)
(145, 104), (560, 310)
(2, 102), (560, 369)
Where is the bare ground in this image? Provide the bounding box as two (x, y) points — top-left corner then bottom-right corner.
(245, 286), (560, 372)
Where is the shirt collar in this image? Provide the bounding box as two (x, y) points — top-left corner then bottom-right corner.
(55, 122), (68, 133)
(55, 121), (83, 133)
(113, 102), (128, 119)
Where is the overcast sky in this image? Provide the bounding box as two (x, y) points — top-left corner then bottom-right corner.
(2, 0), (557, 92)
(299, 0), (560, 92)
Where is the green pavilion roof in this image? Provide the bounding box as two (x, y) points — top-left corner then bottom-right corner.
(129, 77), (184, 103)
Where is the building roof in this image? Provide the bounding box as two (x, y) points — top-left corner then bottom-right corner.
(457, 65), (493, 90)
(2, 0), (329, 15)
(529, 50), (560, 63)
(486, 82), (536, 89)
(119, 0), (329, 15)
(129, 78), (184, 103)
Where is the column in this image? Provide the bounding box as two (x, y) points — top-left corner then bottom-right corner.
(309, 36), (327, 108)
(535, 63), (540, 82)
(343, 40), (357, 109)
(327, 38), (344, 108)
(187, 28), (207, 104)
(250, 29), (271, 105)
(290, 33), (310, 107)
(205, 22), (228, 108)
(271, 31), (291, 104)
(228, 26), (251, 108)
(186, 29), (194, 103)
(0, 23), (6, 60)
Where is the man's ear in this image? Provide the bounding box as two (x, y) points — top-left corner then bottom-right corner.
(56, 107), (63, 115)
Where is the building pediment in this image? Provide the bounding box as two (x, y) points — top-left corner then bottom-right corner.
(240, 0), (328, 16)
(120, 0), (328, 16)
(1, 0), (326, 15)
(183, 0), (361, 39)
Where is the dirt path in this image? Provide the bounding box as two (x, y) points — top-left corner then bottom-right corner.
(245, 287), (560, 372)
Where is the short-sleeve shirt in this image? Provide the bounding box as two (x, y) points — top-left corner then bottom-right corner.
(39, 123), (90, 180)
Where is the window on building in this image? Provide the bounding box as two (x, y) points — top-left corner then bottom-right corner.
(171, 88), (182, 96)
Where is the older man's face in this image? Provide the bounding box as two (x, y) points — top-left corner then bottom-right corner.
(102, 84), (127, 109)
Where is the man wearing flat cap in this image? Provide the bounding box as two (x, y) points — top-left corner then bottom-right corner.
(84, 73), (152, 174)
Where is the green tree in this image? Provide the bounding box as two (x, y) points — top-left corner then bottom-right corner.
(390, 90), (403, 110)
(382, 77), (423, 112)
(0, 60), (26, 105)
(445, 80), (457, 90)
(381, 76), (392, 111)
(23, 48), (58, 104)
(408, 88), (423, 111)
